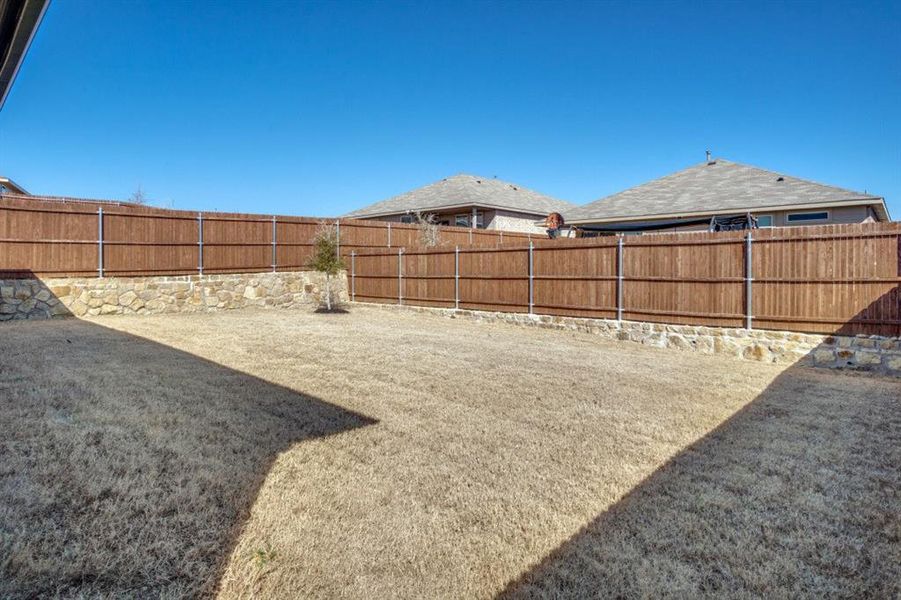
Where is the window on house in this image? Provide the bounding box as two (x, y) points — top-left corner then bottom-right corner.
(455, 214), (470, 227)
(400, 215), (414, 224)
(474, 211), (485, 229)
(756, 215), (774, 227)
(786, 211), (829, 223)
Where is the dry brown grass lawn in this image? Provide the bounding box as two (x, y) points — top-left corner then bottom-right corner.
(0, 306), (898, 598)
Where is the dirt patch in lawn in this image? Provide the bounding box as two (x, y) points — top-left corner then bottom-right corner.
(1, 306), (898, 598)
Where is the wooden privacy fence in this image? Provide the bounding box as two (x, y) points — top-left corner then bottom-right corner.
(0, 195), (534, 278)
(349, 222), (901, 337)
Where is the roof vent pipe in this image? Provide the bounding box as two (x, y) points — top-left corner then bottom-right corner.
(705, 149), (712, 163)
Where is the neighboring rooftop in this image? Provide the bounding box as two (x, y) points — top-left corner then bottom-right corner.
(0, 0), (50, 110)
(344, 174), (576, 218)
(567, 159), (889, 223)
(0, 175), (28, 194)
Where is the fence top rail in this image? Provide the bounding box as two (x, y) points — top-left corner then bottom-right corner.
(353, 245), (533, 257)
(751, 230), (901, 243)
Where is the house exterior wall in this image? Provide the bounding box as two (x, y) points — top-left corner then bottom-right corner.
(356, 207), (548, 233)
(356, 211), (483, 227)
(764, 205), (871, 227)
(578, 204), (880, 234)
(485, 209), (546, 233)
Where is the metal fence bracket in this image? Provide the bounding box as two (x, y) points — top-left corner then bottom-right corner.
(335, 219), (341, 260)
(616, 235), (624, 320)
(271, 215), (277, 272)
(528, 240), (534, 314)
(97, 207), (104, 278)
(454, 245), (460, 309)
(745, 232), (753, 329)
(350, 251), (356, 301)
(398, 248), (403, 305)
(197, 212), (204, 276)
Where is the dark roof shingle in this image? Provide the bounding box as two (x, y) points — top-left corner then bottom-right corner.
(344, 174), (575, 218)
(567, 159), (884, 222)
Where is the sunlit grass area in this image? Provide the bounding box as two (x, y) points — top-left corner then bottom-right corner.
(1, 307), (898, 598)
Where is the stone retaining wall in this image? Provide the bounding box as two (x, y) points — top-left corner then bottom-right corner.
(362, 303), (901, 377)
(0, 271), (348, 319)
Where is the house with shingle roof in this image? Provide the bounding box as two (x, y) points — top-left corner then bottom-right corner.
(566, 158), (890, 233)
(0, 176), (28, 195)
(344, 174), (575, 233)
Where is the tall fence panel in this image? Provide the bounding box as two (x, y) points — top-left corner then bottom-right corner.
(351, 222), (901, 337)
(202, 215), (273, 274)
(4, 193), (898, 337)
(103, 211), (199, 276)
(751, 224), (901, 335)
(337, 220), (390, 257)
(532, 239), (618, 319)
(459, 247), (530, 312)
(353, 252), (402, 304)
(0, 202), (99, 277)
(401, 249), (456, 308)
(275, 218), (320, 270)
(0, 195), (535, 278)
(622, 231), (746, 328)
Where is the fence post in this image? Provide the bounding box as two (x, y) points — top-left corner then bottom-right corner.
(745, 231), (753, 329)
(387, 222), (392, 248)
(350, 251), (355, 302)
(197, 212), (204, 277)
(398, 248), (403, 305)
(97, 207), (104, 278)
(616, 235), (624, 320)
(499, 230), (504, 246)
(528, 240), (534, 314)
(469, 228), (473, 245)
(335, 219), (340, 260)
(271, 215), (277, 272)
(454, 245), (460, 310)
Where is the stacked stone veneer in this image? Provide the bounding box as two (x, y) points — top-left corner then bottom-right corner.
(0, 271), (348, 319)
(362, 303), (901, 377)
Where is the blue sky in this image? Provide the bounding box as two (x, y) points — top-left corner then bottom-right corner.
(0, 0), (898, 218)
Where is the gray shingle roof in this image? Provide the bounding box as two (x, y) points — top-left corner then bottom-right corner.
(567, 159), (884, 223)
(344, 174), (575, 218)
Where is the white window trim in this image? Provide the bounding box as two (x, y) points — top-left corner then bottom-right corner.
(786, 210), (830, 223)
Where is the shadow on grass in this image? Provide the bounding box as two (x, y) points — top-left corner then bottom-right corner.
(314, 306), (350, 314)
(499, 334), (901, 596)
(0, 315), (376, 598)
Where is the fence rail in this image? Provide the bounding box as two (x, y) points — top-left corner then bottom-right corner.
(0, 195), (534, 278)
(350, 222), (901, 337)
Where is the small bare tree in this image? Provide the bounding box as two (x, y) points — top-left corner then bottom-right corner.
(129, 186), (148, 205)
(307, 222), (346, 311)
(415, 211), (440, 247)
